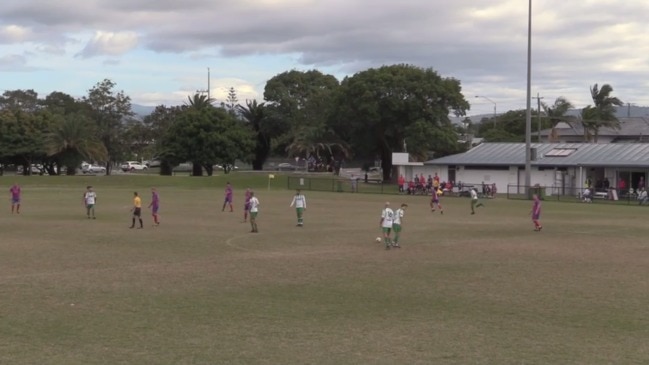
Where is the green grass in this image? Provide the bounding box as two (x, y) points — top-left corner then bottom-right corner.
(1, 173), (649, 364)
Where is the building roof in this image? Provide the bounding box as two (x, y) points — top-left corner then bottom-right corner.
(425, 143), (649, 168)
(539, 117), (649, 139)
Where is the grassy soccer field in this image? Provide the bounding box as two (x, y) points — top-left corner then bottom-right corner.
(1, 174), (649, 364)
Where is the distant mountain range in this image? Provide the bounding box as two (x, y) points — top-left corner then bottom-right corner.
(455, 105), (649, 125)
(132, 104), (157, 117)
(133, 103), (649, 122)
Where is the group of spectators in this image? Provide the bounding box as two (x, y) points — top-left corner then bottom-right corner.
(397, 173), (458, 195)
(583, 175), (648, 204)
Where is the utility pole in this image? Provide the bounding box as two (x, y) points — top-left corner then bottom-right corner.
(524, 0), (533, 196)
(532, 93), (544, 142)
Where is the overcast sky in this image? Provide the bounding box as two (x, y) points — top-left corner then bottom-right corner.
(1, 0), (648, 116)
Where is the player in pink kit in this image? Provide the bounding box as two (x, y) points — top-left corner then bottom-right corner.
(222, 182), (233, 212)
(530, 194), (542, 231)
(9, 183), (21, 214)
(243, 188), (252, 222)
(149, 187), (160, 226)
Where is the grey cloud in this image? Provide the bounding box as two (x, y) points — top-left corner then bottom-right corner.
(0, 54), (34, 71)
(2, 0), (649, 109)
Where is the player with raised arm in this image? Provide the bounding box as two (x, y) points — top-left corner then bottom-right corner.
(289, 189), (307, 226)
(380, 202), (395, 250)
(430, 187), (444, 214)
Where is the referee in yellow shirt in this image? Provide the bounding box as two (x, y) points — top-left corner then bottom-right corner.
(130, 192), (144, 229)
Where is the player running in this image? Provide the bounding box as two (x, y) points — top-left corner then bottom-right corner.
(9, 183), (21, 214)
(130, 192), (144, 229)
(83, 185), (97, 219)
(149, 187), (160, 226)
(470, 188), (484, 215)
(289, 189), (307, 226)
(392, 203), (408, 248)
(430, 187), (444, 214)
(380, 202), (395, 250)
(530, 194), (542, 231)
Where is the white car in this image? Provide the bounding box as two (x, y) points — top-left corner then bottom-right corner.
(278, 163), (297, 171)
(121, 161), (148, 172)
(83, 164), (106, 174)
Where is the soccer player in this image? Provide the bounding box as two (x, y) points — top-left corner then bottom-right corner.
(243, 188), (252, 222)
(9, 183), (21, 214)
(249, 191), (260, 233)
(392, 203), (408, 248)
(148, 187), (160, 226)
(83, 185), (97, 219)
(380, 202), (395, 250)
(222, 182), (233, 212)
(430, 187), (444, 214)
(289, 189), (307, 226)
(130, 192), (144, 229)
(530, 194), (542, 231)
(470, 188), (484, 215)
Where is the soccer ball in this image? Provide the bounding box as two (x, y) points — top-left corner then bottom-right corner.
(375, 237), (382, 242)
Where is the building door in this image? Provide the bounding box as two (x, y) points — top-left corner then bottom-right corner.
(448, 166), (456, 183)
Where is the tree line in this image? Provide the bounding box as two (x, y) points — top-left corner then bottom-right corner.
(0, 64), (473, 179)
(467, 83), (624, 143)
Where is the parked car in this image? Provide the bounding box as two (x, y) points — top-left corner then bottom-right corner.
(277, 163), (297, 171)
(17, 164), (48, 175)
(82, 164), (106, 174)
(214, 164), (239, 171)
(146, 159), (161, 168)
(121, 161), (148, 172)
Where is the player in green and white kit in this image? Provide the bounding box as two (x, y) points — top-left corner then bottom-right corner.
(392, 203), (408, 248)
(470, 188), (484, 214)
(380, 202), (395, 250)
(249, 192), (260, 233)
(289, 189), (307, 226)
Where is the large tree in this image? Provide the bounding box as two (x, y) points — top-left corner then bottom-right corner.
(0, 108), (51, 174)
(263, 70), (339, 156)
(236, 99), (272, 170)
(83, 79), (133, 174)
(144, 105), (184, 175)
(160, 106), (254, 176)
(45, 113), (108, 175)
(335, 64), (469, 180)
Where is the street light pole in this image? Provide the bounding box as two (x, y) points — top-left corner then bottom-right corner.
(475, 95), (497, 127)
(532, 93), (544, 142)
(524, 0), (533, 195)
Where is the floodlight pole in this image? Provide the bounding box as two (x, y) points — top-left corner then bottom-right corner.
(524, 0), (533, 196)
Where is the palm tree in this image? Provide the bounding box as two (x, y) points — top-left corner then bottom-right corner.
(185, 93), (213, 110)
(585, 84), (624, 142)
(45, 113), (108, 175)
(542, 97), (574, 142)
(285, 125), (351, 169)
(236, 99), (269, 170)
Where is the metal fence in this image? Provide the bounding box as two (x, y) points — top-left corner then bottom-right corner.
(287, 176), (399, 194)
(286, 176), (491, 198)
(506, 184), (647, 205)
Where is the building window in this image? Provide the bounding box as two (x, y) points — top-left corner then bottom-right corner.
(545, 148), (577, 157)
